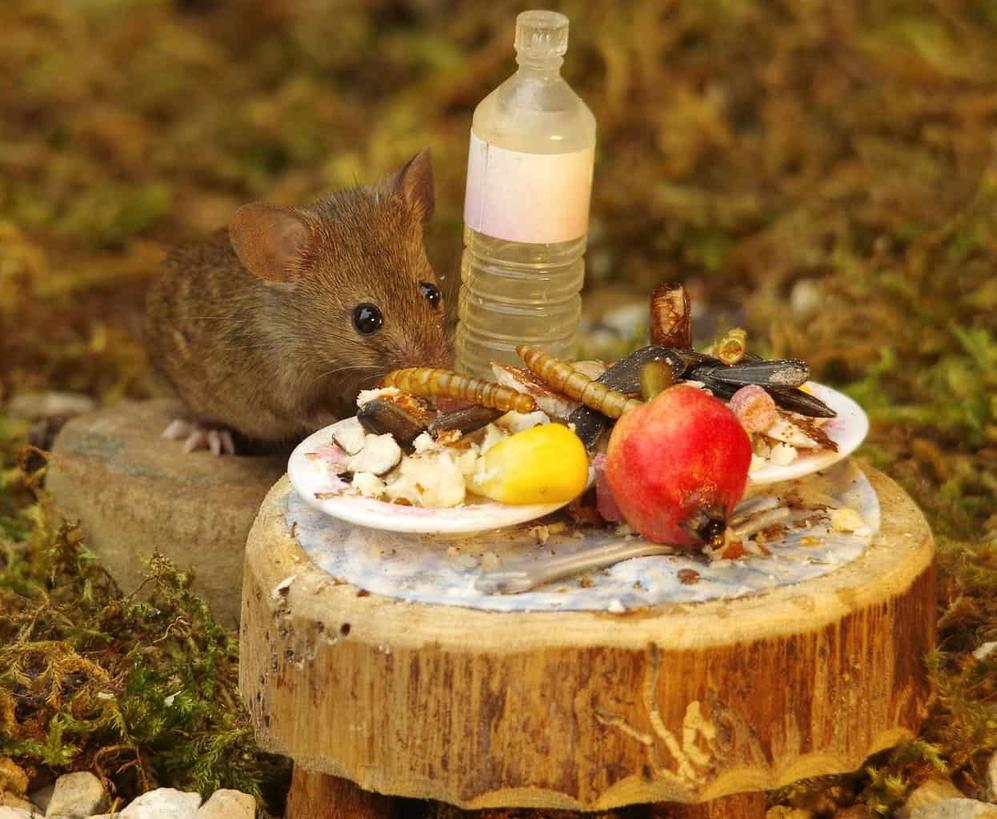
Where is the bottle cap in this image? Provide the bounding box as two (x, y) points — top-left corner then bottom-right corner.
(514, 10), (569, 61)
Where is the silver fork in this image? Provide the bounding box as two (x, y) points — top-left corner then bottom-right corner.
(474, 495), (790, 594)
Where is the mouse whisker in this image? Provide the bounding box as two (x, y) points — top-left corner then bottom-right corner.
(306, 363), (382, 387)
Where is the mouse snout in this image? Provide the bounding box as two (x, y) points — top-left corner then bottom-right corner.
(392, 336), (453, 371)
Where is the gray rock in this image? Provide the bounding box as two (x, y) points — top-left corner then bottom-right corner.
(0, 796), (37, 814)
(47, 399), (285, 628)
(194, 789), (254, 819)
(45, 773), (107, 818)
(898, 778), (964, 818)
(119, 788), (201, 819)
(910, 798), (997, 819)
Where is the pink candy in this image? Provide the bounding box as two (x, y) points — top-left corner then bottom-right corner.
(728, 384), (777, 434)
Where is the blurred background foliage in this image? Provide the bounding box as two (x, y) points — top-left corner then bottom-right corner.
(0, 0), (994, 815)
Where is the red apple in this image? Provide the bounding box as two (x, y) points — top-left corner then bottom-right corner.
(605, 385), (752, 548)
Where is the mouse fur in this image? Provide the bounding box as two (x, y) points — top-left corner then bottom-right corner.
(145, 149), (452, 446)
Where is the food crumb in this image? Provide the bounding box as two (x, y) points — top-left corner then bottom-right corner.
(678, 568), (701, 585)
(530, 524), (550, 545)
(830, 507), (865, 532)
(719, 540), (745, 560)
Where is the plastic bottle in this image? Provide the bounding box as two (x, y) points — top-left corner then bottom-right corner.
(455, 9), (596, 377)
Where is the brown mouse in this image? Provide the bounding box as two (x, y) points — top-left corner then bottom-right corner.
(145, 149), (452, 454)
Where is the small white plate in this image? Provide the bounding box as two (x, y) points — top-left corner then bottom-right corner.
(288, 381), (867, 534)
(288, 428), (577, 535)
(747, 383), (868, 485)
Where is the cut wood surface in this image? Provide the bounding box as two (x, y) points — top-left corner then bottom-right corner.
(239, 464), (935, 811)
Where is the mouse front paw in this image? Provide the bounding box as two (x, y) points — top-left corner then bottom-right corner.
(162, 418), (236, 456)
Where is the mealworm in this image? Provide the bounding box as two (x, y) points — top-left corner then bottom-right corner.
(516, 346), (643, 419)
(382, 368), (536, 414)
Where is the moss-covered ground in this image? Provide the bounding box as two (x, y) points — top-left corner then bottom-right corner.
(1, 1), (993, 815)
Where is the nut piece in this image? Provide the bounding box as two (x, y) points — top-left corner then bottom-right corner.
(347, 433), (402, 475)
(330, 417), (366, 455)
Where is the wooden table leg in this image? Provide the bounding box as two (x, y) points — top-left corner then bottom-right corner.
(650, 791), (767, 818)
(286, 766), (399, 819)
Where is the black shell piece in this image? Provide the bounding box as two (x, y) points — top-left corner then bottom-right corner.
(429, 405), (503, 437)
(356, 399), (427, 448)
(596, 346), (687, 394)
(568, 406), (612, 451)
(696, 376), (836, 418)
(691, 359), (810, 388)
(766, 386), (837, 418)
(568, 346), (686, 450)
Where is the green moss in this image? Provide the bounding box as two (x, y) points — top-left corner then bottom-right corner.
(0, 452), (288, 809)
(0, 0), (994, 814)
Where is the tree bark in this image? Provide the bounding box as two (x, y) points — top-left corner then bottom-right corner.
(240, 466), (934, 812)
(286, 767), (398, 819)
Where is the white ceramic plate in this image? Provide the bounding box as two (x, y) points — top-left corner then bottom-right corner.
(287, 381), (867, 533)
(747, 382), (868, 485)
(288, 427), (580, 534)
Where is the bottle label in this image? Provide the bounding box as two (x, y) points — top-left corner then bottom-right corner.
(464, 132), (594, 244)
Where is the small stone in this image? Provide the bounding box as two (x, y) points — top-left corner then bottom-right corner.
(194, 789), (255, 819)
(790, 279), (821, 320)
(601, 302), (648, 337)
(898, 777), (965, 818)
(0, 796), (35, 812)
(7, 391), (95, 421)
(975, 642), (997, 661)
(45, 772), (107, 818)
(0, 807), (39, 819)
(119, 788), (201, 819)
(910, 798), (997, 818)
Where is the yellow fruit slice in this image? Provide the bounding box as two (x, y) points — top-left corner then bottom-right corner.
(472, 423), (589, 505)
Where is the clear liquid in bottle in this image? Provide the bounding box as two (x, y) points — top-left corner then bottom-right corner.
(455, 10), (596, 377)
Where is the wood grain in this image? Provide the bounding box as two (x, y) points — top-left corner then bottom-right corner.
(239, 464), (935, 811)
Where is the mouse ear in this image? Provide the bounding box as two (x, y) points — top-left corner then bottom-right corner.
(385, 148), (434, 223)
(229, 203), (312, 283)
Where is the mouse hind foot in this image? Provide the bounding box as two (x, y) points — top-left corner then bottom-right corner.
(162, 418), (236, 456)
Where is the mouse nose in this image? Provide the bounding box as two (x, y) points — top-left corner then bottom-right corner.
(394, 339), (453, 370)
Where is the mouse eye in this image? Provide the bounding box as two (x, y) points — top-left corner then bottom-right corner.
(419, 282), (441, 310)
(353, 303), (384, 335)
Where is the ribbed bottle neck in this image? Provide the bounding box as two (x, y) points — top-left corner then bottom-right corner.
(515, 55), (563, 78)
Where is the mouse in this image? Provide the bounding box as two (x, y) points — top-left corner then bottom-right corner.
(145, 148), (452, 454)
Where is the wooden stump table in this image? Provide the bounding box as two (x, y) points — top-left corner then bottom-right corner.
(238, 465), (934, 818)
